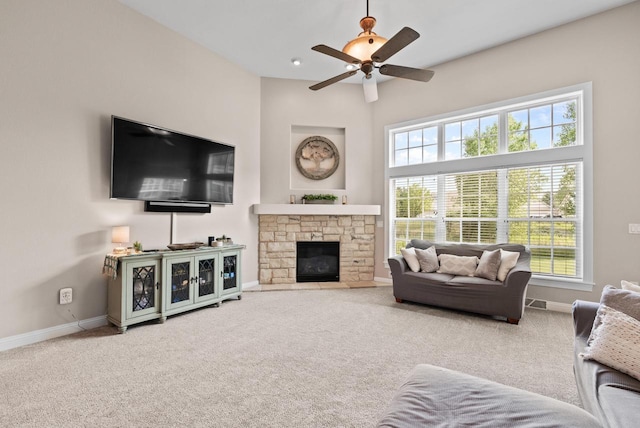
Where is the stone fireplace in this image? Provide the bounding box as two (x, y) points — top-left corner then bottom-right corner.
(257, 211), (377, 284)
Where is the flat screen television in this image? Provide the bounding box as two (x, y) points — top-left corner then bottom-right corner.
(111, 116), (234, 205)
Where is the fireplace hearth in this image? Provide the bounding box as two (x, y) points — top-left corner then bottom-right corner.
(296, 241), (339, 282)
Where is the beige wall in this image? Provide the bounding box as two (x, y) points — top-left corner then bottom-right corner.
(0, 0), (261, 339)
(260, 78), (375, 205)
(372, 1), (640, 303)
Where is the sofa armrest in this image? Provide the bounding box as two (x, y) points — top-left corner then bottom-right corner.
(573, 300), (599, 340)
(503, 267), (531, 288)
(500, 248), (531, 287)
(503, 257), (532, 291)
(388, 255), (409, 277)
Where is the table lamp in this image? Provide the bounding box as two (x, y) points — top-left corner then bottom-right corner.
(112, 226), (130, 254)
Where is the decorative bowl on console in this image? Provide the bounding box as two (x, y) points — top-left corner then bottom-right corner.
(167, 242), (205, 251)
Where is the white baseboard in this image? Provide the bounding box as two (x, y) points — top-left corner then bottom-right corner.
(243, 280), (260, 291)
(0, 315), (108, 353)
(374, 276), (392, 284)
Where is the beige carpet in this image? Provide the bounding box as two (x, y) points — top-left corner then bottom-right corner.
(0, 287), (580, 427)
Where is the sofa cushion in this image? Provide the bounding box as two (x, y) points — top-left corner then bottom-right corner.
(437, 254), (478, 276)
(497, 249), (520, 282)
(596, 382), (640, 428)
(408, 239), (437, 250)
(409, 240), (528, 261)
(415, 246), (438, 273)
(581, 305), (640, 382)
(447, 275), (500, 287)
(400, 248), (420, 272)
(410, 240), (483, 258)
(475, 249), (501, 281)
(404, 271), (456, 287)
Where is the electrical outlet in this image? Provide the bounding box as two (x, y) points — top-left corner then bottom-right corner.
(59, 288), (73, 305)
(629, 224), (640, 234)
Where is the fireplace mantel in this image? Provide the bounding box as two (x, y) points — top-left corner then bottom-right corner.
(252, 204), (380, 216)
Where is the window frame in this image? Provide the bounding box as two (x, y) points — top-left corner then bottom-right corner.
(384, 83), (593, 291)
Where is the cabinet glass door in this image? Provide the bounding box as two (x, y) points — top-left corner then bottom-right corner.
(222, 253), (238, 291)
(132, 265), (156, 312)
(126, 259), (160, 320)
(165, 257), (193, 311)
(195, 255), (217, 302)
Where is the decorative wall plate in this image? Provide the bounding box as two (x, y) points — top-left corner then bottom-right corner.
(295, 136), (340, 180)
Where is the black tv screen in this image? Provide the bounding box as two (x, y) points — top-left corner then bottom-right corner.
(111, 116), (234, 204)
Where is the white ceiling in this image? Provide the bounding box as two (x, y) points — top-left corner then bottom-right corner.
(118, 0), (635, 85)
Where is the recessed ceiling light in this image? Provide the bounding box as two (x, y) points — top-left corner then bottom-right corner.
(291, 58), (302, 66)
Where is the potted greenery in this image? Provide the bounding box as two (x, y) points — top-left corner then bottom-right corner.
(301, 194), (338, 204)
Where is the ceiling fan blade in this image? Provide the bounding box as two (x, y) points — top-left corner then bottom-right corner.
(379, 64), (435, 82)
(309, 70), (358, 91)
(311, 45), (361, 64)
(362, 75), (378, 103)
(371, 27), (419, 63)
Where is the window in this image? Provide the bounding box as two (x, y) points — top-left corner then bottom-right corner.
(385, 84), (592, 290)
(393, 126), (438, 165)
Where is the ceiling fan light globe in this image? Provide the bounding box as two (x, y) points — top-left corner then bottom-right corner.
(343, 33), (387, 62)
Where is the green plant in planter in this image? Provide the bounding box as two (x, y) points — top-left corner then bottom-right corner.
(133, 241), (143, 252)
(302, 194), (338, 201)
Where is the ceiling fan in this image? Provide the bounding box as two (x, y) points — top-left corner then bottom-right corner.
(309, 0), (434, 102)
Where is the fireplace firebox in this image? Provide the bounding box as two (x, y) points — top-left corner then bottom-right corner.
(296, 241), (340, 282)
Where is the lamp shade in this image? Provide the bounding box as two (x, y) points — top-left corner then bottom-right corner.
(343, 32), (387, 62)
(342, 16), (387, 63)
(112, 226), (130, 244)
(363, 75), (378, 103)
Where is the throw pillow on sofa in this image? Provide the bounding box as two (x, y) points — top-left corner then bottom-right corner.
(475, 249), (501, 281)
(591, 285), (640, 333)
(497, 249), (520, 282)
(580, 305), (640, 382)
(415, 246), (439, 273)
(621, 280), (640, 294)
(400, 248), (421, 272)
(437, 254), (478, 276)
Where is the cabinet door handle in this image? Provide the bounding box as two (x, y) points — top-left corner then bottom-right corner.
(156, 282), (160, 290)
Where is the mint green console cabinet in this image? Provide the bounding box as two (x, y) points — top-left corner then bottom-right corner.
(106, 245), (244, 333)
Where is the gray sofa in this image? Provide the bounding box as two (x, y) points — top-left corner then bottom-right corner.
(572, 300), (640, 428)
(388, 240), (532, 324)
